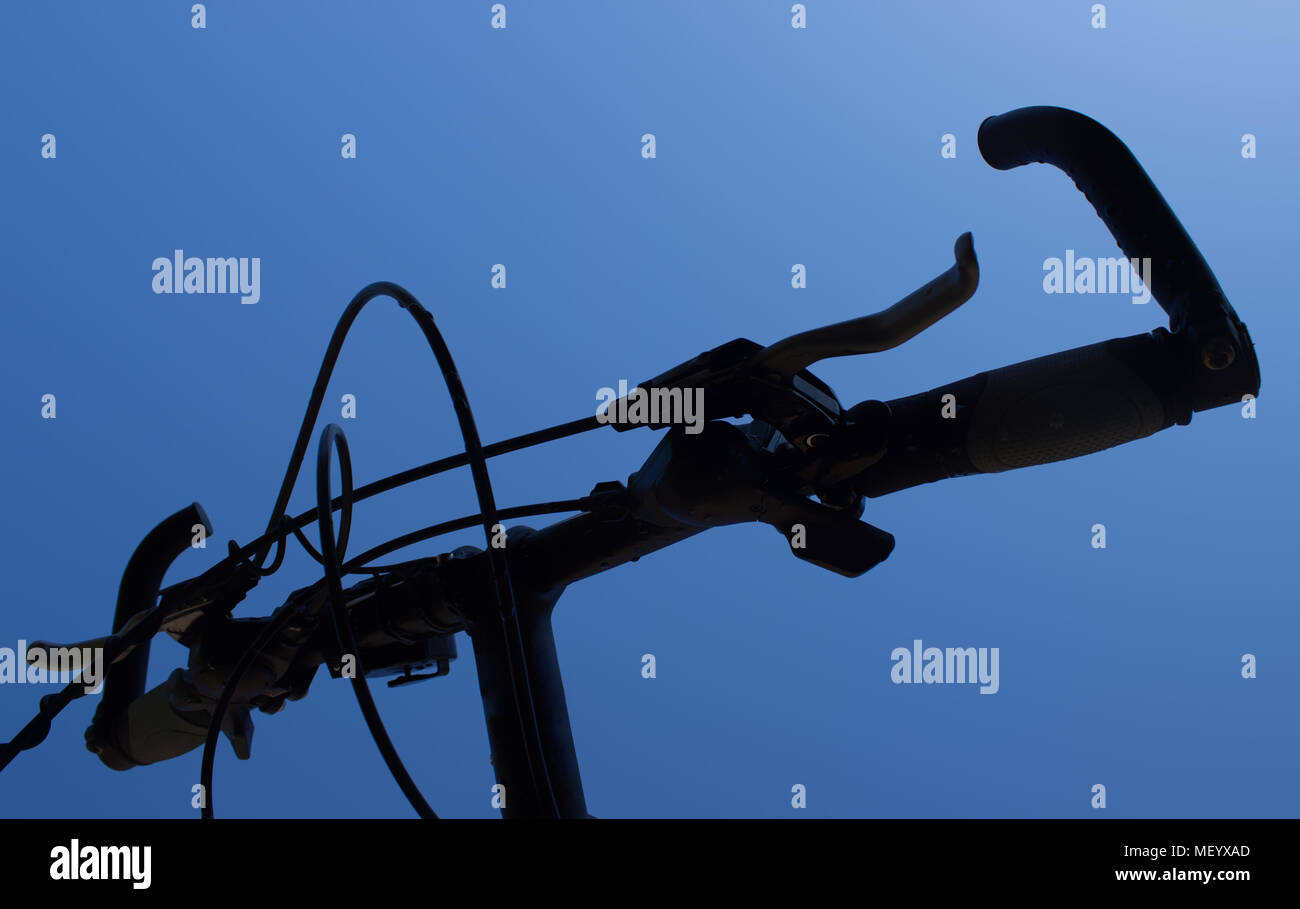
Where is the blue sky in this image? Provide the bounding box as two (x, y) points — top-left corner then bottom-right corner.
(1, 1), (1295, 818)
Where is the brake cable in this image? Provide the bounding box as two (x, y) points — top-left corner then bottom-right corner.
(284, 498), (594, 574)
(316, 423), (437, 819)
(244, 281), (599, 576)
(223, 416), (604, 579)
(196, 283), (563, 818)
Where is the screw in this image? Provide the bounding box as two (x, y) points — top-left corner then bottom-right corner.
(1202, 338), (1236, 370)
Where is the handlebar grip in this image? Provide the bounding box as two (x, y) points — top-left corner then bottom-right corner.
(977, 106), (1226, 334)
(91, 503), (212, 746)
(857, 331), (1189, 497)
(88, 669), (207, 770)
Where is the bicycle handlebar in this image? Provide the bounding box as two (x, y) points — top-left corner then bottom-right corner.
(977, 106), (1259, 412)
(0, 105), (1264, 820)
(839, 106), (1260, 499)
(96, 671), (217, 769)
(855, 331), (1186, 497)
(979, 107), (1215, 331)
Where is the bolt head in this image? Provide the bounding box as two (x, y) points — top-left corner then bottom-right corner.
(1202, 338), (1236, 370)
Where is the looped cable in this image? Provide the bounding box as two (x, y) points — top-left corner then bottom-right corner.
(196, 284), (561, 818)
(236, 282), (561, 815)
(228, 531), (287, 577)
(316, 424), (436, 819)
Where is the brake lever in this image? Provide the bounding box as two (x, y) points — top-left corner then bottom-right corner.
(154, 551), (262, 643)
(748, 232), (979, 376)
(611, 233), (979, 452)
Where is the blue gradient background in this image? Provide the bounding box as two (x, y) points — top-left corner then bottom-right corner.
(1, 2), (1295, 818)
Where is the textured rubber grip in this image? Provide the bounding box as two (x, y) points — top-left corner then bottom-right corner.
(858, 332), (1186, 497)
(965, 338), (1170, 471)
(94, 670), (207, 770)
(977, 106), (1230, 334)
